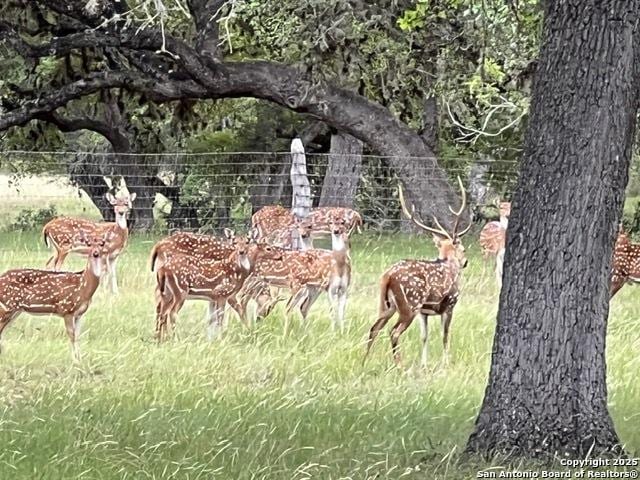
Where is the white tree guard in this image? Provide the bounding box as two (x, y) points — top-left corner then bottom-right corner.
(290, 138), (311, 249)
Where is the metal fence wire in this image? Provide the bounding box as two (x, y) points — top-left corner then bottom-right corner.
(0, 150), (522, 233)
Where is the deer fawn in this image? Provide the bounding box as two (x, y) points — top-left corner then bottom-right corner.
(610, 227), (640, 298)
(364, 179), (470, 368)
(43, 192), (136, 294)
(479, 201), (510, 287)
(0, 233), (111, 360)
(154, 234), (283, 341)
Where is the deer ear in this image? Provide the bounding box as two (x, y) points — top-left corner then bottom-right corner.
(432, 234), (444, 247)
(223, 228), (235, 240)
(128, 192), (137, 202)
(249, 228), (260, 242)
(106, 192), (117, 205)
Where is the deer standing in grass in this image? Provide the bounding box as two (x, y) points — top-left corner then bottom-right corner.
(240, 221), (352, 331)
(364, 179), (470, 368)
(479, 201), (511, 288)
(0, 233), (111, 360)
(43, 192), (136, 294)
(610, 227), (640, 298)
(154, 234), (283, 341)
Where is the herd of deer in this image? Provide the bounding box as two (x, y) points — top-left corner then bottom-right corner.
(0, 183), (638, 367)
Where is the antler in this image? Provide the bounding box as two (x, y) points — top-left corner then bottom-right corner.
(398, 184), (452, 240)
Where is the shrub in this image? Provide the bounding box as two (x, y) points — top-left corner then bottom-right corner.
(10, 205), (58, 231)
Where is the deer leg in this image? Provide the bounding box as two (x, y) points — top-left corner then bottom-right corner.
(64, 314), (82, 362)
(227, 296), (249, 329)
(495, 248), (505, 291)
(207, 299), (225, 341)
(441, 310), (453, 364)
(418, 314), (429, 368)
(53, 250), (70, 271)
(363, 305), (396, 364)
(390, 317), (412, 367)
(108, 256), (119, 295)
(299, 286), (321, 325)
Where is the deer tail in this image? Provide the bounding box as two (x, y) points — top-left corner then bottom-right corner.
(42, 226), (50, 248)
(363, 273), (396, 365)
(150, 244), (161, 272)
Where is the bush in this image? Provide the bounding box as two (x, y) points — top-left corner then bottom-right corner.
(10, 205), (58, 231)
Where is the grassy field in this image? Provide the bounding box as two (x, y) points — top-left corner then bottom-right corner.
(0, 177), (638, 479)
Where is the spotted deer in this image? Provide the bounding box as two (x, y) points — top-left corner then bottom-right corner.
(154, 235), (283, 341)
(251, 205), (295, 239)
(308, 207), (363, 237)
(239, 222), (352, 331)
(610, 227), (640, 298)
(0, 233), (111, 360)
(150, 228), (236, 272)
(43, 192), (136, 294)
(479, 201), (510, 287)
(364, 179), (470, 368)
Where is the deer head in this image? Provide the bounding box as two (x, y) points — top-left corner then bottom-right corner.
(398, 177), (471, 268)
(74, 232), (111, 277)
(106, 192), (137, 228)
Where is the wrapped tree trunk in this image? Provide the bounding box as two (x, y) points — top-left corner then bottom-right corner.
(319, 133), (363, 207)
(466, 0), (640, 458)
(290, 138), (311, 249)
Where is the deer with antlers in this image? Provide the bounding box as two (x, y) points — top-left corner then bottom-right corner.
(610, 227), (640, 298)
(42, 192), (136, 294)
(154, 233), (283, 341)
(479, 201), (511, 287)
(0, 233), (111, 360)
(364, 179), (470, 368)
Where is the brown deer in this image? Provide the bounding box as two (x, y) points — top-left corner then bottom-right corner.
(0, 233), (111, 360)
(240, 222), (352, 331)
(43, 192), (136, 294)
(252, 205), (362, 244)
(610, 227), (640, 298)
(479, 201), (510, 287)
(251, 205), (295, 239)
(308, 207), (363, 237)
(154, 234), (283, 341)
(364, 179), (470, 368)
(150, 228), (236, 272)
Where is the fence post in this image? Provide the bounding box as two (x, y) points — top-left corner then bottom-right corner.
(290, 137), (311, 249)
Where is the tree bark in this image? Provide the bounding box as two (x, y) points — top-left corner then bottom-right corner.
(319, 133), (363, 208)
(466, 0), (640, 459)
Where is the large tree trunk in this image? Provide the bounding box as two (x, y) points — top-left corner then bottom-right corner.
(466, 0), (640, 459)
(319, 133), (363, 207)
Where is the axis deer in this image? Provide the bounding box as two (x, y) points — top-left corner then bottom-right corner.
(610, 227), (640, 298)
(154, 235), (283, 341)
(251, 205), (295, 239)
(150, 228), (236, 272)
(263, 219), (314, 250)
(364, 179), (471, 368)
(308, 207), (363, 237)
(239, 222), (352, 331)
(252, 204), (362, 245)
(479, 201), (510, 287)
(0, 233), (111, 360)
(42, 192), (136, 294)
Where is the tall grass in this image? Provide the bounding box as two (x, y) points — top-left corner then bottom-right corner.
(0, 230), (637, 479)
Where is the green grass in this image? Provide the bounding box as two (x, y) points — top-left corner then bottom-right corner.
(0, 230), (638, 480)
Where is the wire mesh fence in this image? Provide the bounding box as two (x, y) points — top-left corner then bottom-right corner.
(0, 151), (521, 234)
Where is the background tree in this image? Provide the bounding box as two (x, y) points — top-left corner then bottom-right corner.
(466, 0), (640, 458)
